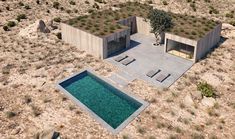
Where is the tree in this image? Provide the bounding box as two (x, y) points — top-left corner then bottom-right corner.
(148, 9), (173, 44)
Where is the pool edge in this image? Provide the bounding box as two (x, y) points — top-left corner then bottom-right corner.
(56, 68), (149, 134)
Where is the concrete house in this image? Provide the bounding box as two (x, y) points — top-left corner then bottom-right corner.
(61, 2), (222, 63)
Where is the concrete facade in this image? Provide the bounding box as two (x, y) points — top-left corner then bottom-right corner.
(62, 15), (221, 63)
(164, 23), (222, 62)
(61, 22), (130, 59)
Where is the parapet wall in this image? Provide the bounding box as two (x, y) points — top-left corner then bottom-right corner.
(61, 23), (104, 59)
(136, 17), (155, 37)
(196, 23), (222, 61)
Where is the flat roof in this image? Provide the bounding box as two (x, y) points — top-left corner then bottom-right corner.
(64, 2), (220, 40)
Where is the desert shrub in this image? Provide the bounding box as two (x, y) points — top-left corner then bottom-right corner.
(122, 135), (129, 139)
(88, 9), (94, 13)
(162, 0), (168, 5)
(23, 95), (32, 104)
(197, 82), (215, 97)
(187, 0), (192, 2)
(3, 26), (9, 31)
(66, 9), (71, 13)
(230, 20), (235, 26)
(209, 6), (219, 14)
(24, 5), (31, 10)
(53, 17), (61, 22)
(190, 3), (196, 11)
(69, 1), (76, 5)
(191, 133), (205, 139)
(204, 0), (210, 2)
(56, 32), (62, 39)
(147, 0), (153, 4)
(53, 2), (60, 9)
(16, 14), (27, 22)
(137, 126), (146, 134)
(225, 12), (234, 18)
(85, 0), (90, 4)
(191, 31), (197, 35)
(74, 9), (78, 13)
(94, 0), (105, 3)
(32, 106), (42, 117)
(6, 6), (10, 11)
(6, 111), (16, 118)
(7, 21), (16, 27)
(19, 2), (24, 6)
(93, 3), (100, 9)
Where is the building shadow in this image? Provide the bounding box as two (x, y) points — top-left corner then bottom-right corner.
(108, 40), (141, 57)
(199, 36), (228, 61)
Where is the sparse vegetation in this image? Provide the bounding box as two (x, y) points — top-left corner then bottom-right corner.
(53, 2), (60, 9)
(53, 17), (61, 22)
(7, 21), (16, 27)
(5, 111), (16, 118)
(197, 82), (215, 97)
(16, 14), (27, 22)
(3, 26), (9, 31)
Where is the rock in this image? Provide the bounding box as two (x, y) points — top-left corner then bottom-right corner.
(201, 97), (216, 107)
(34, 130), (60, 139)
(37, 20), (50, 33)
(183, 94), (194, 107)
(191, 91), (202, 100)
(11, 128), (21, 135)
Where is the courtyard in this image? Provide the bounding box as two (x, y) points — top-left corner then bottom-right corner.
(106, 33), (194, 88)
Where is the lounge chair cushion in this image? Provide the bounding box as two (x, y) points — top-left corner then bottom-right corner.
(122, 58), (135, 66)
(114, 55), (128, 62)
(146, 69), (160, 78)
(156, 73), (170, 82)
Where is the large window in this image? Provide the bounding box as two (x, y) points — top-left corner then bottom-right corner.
(166, 39), (194, 60)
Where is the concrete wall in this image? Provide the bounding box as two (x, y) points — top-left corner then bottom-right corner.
(103, 28), (130, 59)
(136, 17), (155, 37)
(61, 23), (104, 59)
(195, 23), (222, 61)
(165, 23), (222, 63)
(117, 16), (137, 34)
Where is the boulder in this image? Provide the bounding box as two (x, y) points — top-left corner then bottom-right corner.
(201, 97), (216, 107)
(34, 130), (60, 139)
(37, 20), (50, 33)
(183, 94), (194, 107)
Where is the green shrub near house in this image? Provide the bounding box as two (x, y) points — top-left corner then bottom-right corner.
(197, 82), (215, 97)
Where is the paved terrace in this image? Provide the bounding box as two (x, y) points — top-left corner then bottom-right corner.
(106, 33), (194, 88)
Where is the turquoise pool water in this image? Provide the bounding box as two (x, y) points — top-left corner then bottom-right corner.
(59, 71), (142, 129)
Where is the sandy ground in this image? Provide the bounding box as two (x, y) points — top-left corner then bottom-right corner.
(0, 0), (235, 139)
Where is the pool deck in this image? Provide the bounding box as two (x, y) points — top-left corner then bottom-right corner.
(106, 33), (194, 88)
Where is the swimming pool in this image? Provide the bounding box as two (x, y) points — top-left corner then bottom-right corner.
(57, 69), (148, 134)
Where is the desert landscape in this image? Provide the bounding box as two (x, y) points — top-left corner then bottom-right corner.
(0, 0), (234, 139)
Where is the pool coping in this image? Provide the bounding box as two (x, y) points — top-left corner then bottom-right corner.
(56, 68), (149, 134)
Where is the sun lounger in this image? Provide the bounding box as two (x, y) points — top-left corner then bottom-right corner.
(156, 73), (170, 82)
(146, 69), (160, 78)
(122, 58), (135, 66)
(114, 55), (128, 62)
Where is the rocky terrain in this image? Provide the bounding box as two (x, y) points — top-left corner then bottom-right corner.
(0, 0), (234, 139)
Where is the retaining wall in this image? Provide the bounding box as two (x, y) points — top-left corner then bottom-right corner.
(61, 23), (104, 59)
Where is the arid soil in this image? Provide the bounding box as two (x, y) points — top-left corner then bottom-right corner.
(0, 0), (234, 139)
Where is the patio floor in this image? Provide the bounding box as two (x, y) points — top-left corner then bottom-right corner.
(106, 33), (194, 88)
